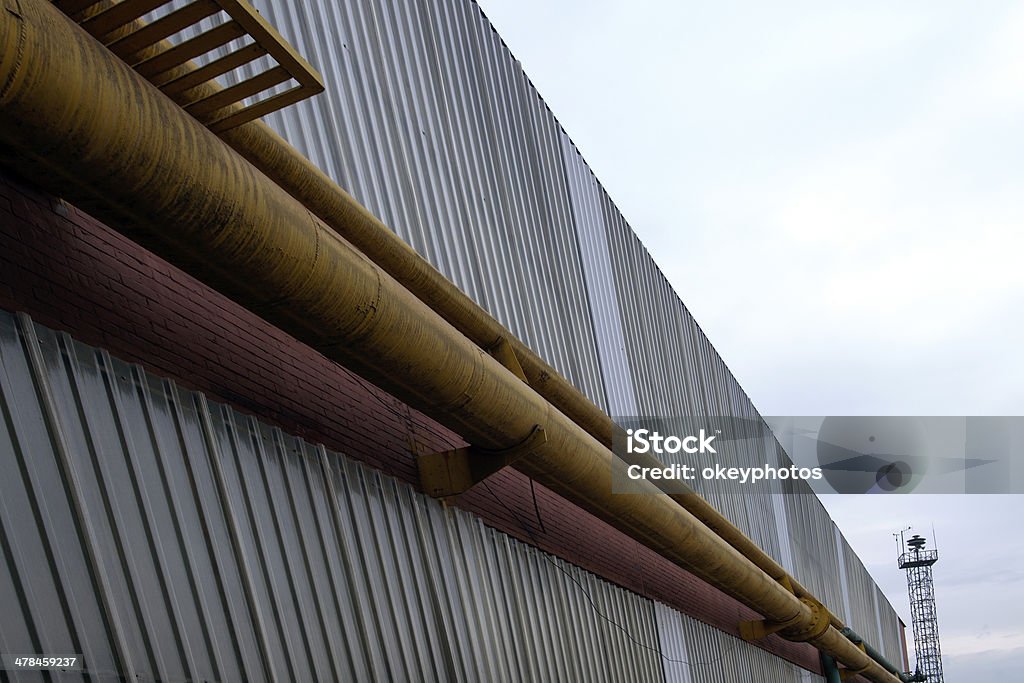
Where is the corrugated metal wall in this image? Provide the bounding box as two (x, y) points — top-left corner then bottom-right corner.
(144, 0), (907, 668)
(257, 0), (611, 411)
(3, 311), (827, 682)
(840, 532), (884, 650)
(653, 602), (826, 683)
(876, 585), (906, 668)
(10, 0), (906, 676)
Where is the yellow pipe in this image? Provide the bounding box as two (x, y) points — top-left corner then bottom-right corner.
(0, 3), (893, 680)
(622, 449), (849, 625)
(76, 0), (849, 634)
(63, 0), (855, 660)
(77, 2), (621, 460)
(218, 122), (859, 627)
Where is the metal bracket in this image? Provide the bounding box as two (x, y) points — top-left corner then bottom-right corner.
(487, 336), (527, 383)
(417, 425), (547, 499)
(739, 596), (830, 643)
(739, 612), (802, 641)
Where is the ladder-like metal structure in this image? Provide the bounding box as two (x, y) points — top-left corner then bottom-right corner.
(898, 534), (944, 683)
(54, 0), (324, 132)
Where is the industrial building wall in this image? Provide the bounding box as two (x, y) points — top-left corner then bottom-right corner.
(0, 0), (905, 680)
(0, 309), (825, 683)
(0, 170), (832, 679)
(208, 0), (906, 665)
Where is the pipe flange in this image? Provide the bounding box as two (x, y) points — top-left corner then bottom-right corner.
(781, 597), (831, 642)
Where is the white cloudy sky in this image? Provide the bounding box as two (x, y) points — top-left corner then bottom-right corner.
(478, 1), (1024, 678)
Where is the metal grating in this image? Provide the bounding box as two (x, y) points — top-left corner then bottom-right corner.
(53, 0), (324, 132)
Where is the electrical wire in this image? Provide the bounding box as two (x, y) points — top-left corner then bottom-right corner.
(529, 478), (546, 534)
(348, 370), (462, 451)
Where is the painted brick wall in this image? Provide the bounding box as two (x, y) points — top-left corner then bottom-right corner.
(0, 169), (833, 677)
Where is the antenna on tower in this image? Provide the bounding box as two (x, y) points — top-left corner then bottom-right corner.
(893, 525), (911, 558)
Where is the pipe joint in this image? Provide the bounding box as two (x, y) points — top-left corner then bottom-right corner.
(782, 597), (831, 642)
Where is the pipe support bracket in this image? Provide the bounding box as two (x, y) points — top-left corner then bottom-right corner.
(417, 426), (547, 499)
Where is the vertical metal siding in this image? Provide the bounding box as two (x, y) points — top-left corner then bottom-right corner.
(654, 602), (825, 683)
(560, 132), (636, 416)
(839, 531), (879, 645)
(1, 310), (672, 682)
(784, 492), (847, 621)
(876, 585), (905, 667)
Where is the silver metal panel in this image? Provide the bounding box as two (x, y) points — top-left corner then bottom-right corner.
(783, 492), (847, 622)
(0, 311), (668, 682)
(835, 527), (855, 624)
(838, 532), (880, 647)
(876, 585), (906, 668)
(560, 131), (637, 416)
(654, 601), (694, 683)
(654, 602), (823, 683)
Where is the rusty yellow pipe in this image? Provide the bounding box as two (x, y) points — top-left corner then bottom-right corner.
(76, 0), (850, 635)
(622, 449), (850, 625)
(0, 0), (793, 620)
(216, 106), (851, 631)
(74, 2), (619, 458)
(56, 0), (858, 660)
(221, 49), (852, 635)
(0, 3), (894, 680)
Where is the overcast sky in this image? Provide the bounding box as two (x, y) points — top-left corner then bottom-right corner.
(478, 1), (1023, 679)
